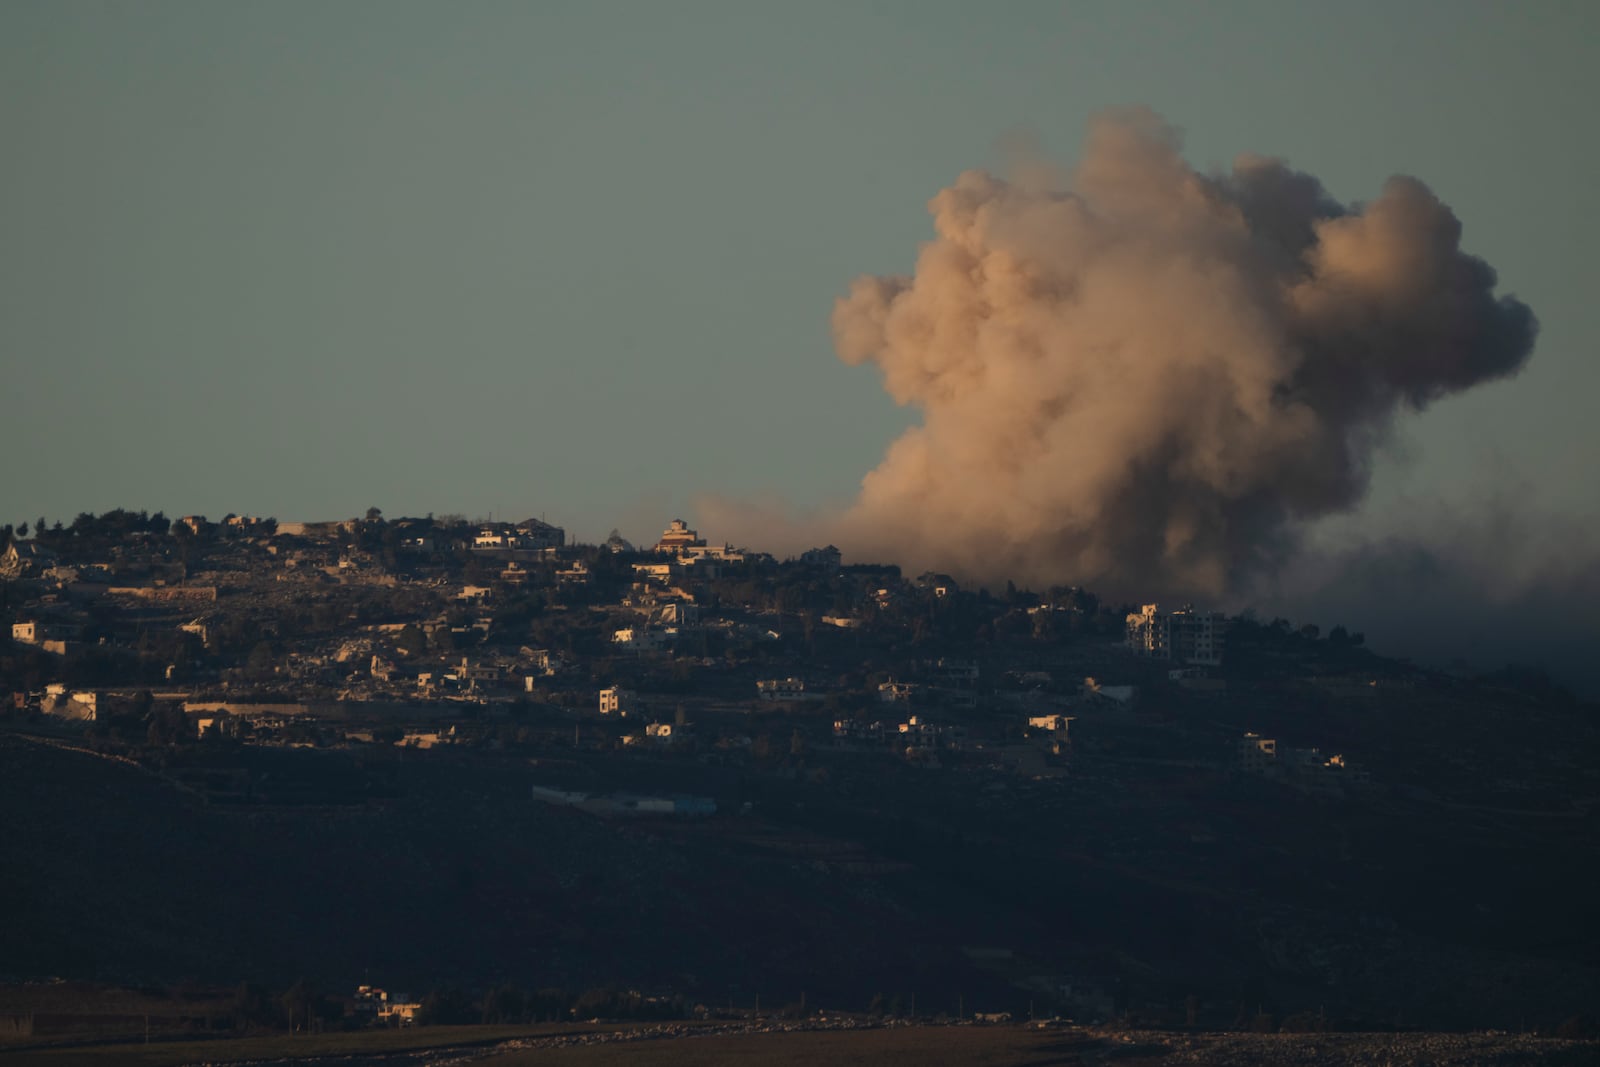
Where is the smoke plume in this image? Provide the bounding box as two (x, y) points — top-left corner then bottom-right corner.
(824, 109), (1536, 596)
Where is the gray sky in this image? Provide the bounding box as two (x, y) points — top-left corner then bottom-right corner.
(4, 1), (1595, 549)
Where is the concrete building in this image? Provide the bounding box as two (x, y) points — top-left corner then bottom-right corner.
(756, 677), (809, 702)
(515, 517), (566, 549)
(612, 628), (669, 653)
(1125, 603), (1227, 665)
(928, 658), (979, 687)
(800, 545), (843, 569)
(654, 519), (705, 554)
(1238, 732), (1277, 773)
(1028, 714), (1075, 736)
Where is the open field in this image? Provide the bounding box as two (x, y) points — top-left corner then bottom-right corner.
(3, 1023), (1593, 1067)
(0, 1022), (608, 1067)
(479, 1027), (1600, 1067)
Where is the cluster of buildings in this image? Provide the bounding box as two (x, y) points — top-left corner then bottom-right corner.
(1236, 731), (1371, 793)
(3, 506), (1392, 794)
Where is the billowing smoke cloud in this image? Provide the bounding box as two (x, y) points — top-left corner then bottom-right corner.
(1260, 502), (1600, 697)
(824, 109), (1536, 597)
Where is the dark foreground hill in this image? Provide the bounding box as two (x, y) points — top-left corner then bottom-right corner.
(0, 735), (1004, 1008)
(1, 711), (1596, 1031)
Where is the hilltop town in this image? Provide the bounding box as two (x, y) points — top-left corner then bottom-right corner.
(1, 511), (1368, 780)
(0, 509), (1595, 1038)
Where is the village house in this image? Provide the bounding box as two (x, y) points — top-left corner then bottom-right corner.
(556, 559), (591, 586)
(1237, 732), (1277, 773)
(0, 540), (58, 578)
(899, 715), (963, 745)
(631, 562), (673, 584)
(514, 517), (566, 549)
(599, 685), (635, 716)
(1027, 714), (1075, 737)
(927, 658), (979, 687)
(650, 601), (700, 627)
(833, 718), (886, 742)
(878, 681), (917, 704)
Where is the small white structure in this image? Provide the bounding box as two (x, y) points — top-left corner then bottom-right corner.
(11, 621), (37, 644)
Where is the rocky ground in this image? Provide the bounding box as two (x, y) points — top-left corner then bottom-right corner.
(1127, 1028), (1594, 1066)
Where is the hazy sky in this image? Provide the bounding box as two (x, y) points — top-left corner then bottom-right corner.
(4, 1), (1596, 549)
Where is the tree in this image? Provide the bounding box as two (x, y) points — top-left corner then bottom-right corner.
(15, 522), (26, 538)
(246, 641), (276, 680)
(417, 987), (474, 1026)
(232, 981), (275, 1032)
(146, 695), (192, 746)
(280, 978), (317, 1033)
(482, 984), (525, 1024)
(396, 623), (427, 659)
